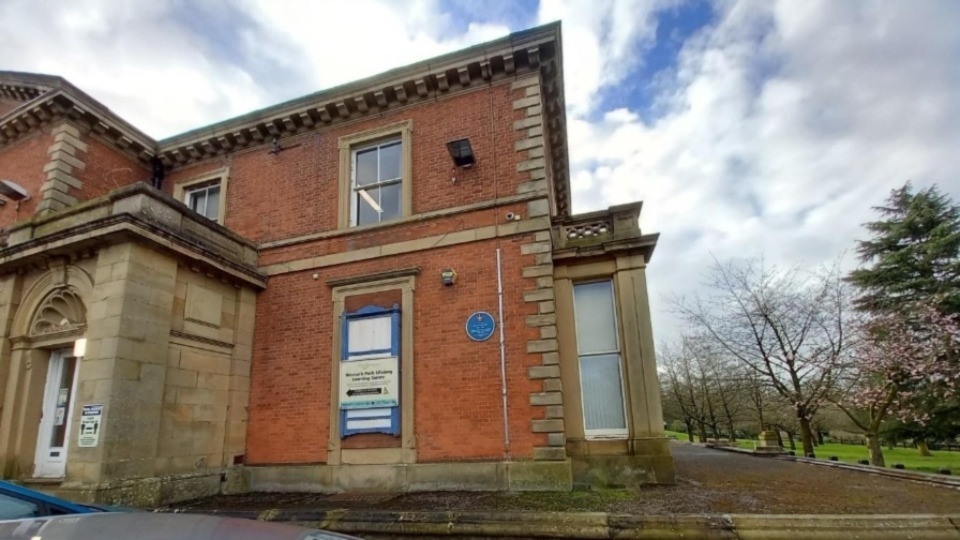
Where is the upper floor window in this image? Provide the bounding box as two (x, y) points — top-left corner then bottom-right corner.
(185, 182), (221, 222)
(351, 138), (402, 226)
(338, 120), (413, 229)
(174, 169), (229, 225)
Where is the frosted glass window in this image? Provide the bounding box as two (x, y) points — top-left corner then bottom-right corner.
(580, 354), (627, 431)
(347, 315), (392, 356)
(573, 281), (618, 354)
(573, 280), (627, 436)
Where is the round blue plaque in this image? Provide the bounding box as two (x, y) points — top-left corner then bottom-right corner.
(466, 311), (496, 342)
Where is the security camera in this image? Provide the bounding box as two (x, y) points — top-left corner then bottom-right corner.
(505, 212), (521, 222)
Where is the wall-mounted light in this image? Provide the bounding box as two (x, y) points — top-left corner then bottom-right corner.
(440, 268), (458, 287)
(0, 179), (30, 201)
(446, 138), (475, 168)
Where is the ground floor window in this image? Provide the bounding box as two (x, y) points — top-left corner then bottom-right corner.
(573, 280), (628, 437)
(339, 304), (401, 437)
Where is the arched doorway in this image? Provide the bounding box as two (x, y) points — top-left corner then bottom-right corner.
(28, 288), (86, 478)
(0, 265), (92, 480)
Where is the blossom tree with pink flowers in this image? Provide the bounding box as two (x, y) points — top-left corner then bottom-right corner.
(835, 303), (960, 466)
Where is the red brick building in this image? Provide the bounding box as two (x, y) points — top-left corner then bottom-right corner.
(0, 23), (673, 504)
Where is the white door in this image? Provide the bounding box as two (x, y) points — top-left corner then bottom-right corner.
(34, 350), (78, 478)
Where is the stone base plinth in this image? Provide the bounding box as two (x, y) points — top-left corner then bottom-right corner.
(245, 460), (573, 493)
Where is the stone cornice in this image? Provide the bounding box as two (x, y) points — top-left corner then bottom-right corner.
(0, 22), (573, 218)
(551, 202), (658, 263)
(0, 72), (158, 163)
(0, 183), (265, 288)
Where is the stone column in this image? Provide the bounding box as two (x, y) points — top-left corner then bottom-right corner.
(69, 242), (177, 503)
(0, 273), (22, 476)
(614, 256), (675, 482)
(222, 287), (255, 493)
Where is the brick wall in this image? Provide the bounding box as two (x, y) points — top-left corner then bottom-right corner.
(0, 131), (52, 227)
(77, 136), (149, 200)
(0, 122), (147, 222)
(247, 235), (547, 465)
(165, 80), (527, 244)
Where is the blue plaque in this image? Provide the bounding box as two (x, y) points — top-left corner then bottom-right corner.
(466, 311), (496, 342)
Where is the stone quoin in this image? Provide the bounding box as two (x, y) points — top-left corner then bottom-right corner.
(0, 22), (674, 506)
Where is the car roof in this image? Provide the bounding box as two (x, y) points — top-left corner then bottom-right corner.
(0, 480), (93, 513)
(0, 512), (358, 540)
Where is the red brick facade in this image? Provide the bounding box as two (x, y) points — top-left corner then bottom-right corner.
(1, 24), (675, 496)
(0, 131), (49, 227)
(76, 136), (149, 200)
(248, 236), (546, 464)
(165, 82), (525, 244)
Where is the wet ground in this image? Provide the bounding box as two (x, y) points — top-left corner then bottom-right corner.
(172, 442), (960, 514)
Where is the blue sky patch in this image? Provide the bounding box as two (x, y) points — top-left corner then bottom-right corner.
(596, 0), (714, 124)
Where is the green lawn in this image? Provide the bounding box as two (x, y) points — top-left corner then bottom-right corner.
(664, 430), (958, 473)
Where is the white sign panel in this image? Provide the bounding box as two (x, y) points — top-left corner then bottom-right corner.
(339, 356), (399, 409)
(78, 404), (102, 448)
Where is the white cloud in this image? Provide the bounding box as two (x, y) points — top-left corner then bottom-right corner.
(0, 0), (509, 138)
(559, 0), (960, 342)
(236, 0), (511, 104)
(0, 0), (268, 138)
(3, 0), (958, 347)
(537, 0), (679, 116)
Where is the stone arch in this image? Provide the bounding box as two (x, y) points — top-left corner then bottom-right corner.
(30, 289), (86, 336)
(11, 265), (94, 340)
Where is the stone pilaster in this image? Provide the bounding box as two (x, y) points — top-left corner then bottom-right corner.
(69, 243), (177, 503)
(37, 122), (87, 215)
(511, 76), (549, 212)
(520, 230), (565, 461)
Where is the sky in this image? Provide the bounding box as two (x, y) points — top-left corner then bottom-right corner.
(2, 0), (959, 343)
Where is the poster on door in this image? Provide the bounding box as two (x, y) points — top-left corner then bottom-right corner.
(339, 356), (399, 409)
(78, 404), (102, 448)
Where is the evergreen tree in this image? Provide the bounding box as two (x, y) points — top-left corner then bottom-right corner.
(847, 182), (960, 454)
(848, 183), (960, 315)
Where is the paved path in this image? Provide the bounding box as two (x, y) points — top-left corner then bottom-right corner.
(657, 442), (960, 513)
(173, 442), (960, 514)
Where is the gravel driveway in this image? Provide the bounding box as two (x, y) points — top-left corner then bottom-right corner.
(171, 442), (960, 514)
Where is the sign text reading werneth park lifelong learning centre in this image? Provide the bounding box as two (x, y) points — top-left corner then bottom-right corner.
(339, 356), (399, 409)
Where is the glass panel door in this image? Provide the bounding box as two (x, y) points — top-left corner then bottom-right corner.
(35, 350), (78, 478)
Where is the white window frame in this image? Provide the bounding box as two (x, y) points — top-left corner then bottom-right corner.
(573, 279), (629, 439)
(173, 168), (229, 225)
(185, 182), (221, 221)
(350, 138), (403, 227)
(337, 120), (413, 230)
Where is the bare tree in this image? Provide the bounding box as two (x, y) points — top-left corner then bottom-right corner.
(741, 369), (772, 433)
(674, 258), (854, 457)
(661, 338), (745, 443)
(695, 340), (745, 441)
(662, 341), (710, 442)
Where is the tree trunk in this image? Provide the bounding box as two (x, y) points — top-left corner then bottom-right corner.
(786, 431), (796, 451)
(866, 433), (885, 467)
(798, 416), (816, 457)
(685, 420), (695, 444)
(817, 431), (825, 445)
(727, 420), (737, 442)
(917, 439), (933, 457)
(774, 429), (784, 448)
(697, 424), (707, 443)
